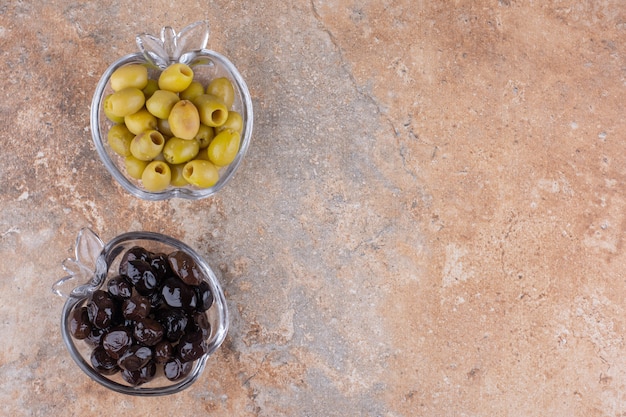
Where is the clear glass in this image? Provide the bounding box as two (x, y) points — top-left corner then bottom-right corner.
(52, 228), (229, 396)
(91, 21), (254, 200)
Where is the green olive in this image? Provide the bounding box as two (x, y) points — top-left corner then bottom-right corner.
(163, 137), (200, 165)
(107, 124), (134, 157)
(192, 94), (228, 127)
(169, 163), (188, 187)
(103, 94), (125, 123)
(157, 118), (174, 137)
(183, 159), (219, 188)
(104, 87), (145, 118)
(158, 63), (194, 92)
(125, 155), (149, 179)
(130, 129), (165, 161)
(141, 160), (171, 191)
(206, 77), (235, 109)
(207, 130), (240, 166)
(195, 124), (215, 148)
(142, 79), (159, 99)
(168, 100), (200, 140)
(110, 64), (148, 92)
(180, 81), (205, 101)
(215, 111), (243, 134)
(146, 89), (180, 119)
(124, 107), (157, 135)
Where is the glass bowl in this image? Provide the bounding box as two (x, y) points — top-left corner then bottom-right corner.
(52, 228), (229, 396)
(91, 21), (253, 200)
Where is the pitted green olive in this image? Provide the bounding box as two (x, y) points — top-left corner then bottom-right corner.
(183, 159), (219, 188)
(158, 63), (194, 92)
(146, 90), (180, 120)
(141, 160), (171, 191)
(215, 111), (243, 134)
(105, 87), (145, 118)
(125, 155), (149, 179)
(108, 124), (135, 157)
(124, 108), (157, 136)
(207, 130), (240, 166)
(110, 64), (149, 92)
(168, 100), (200, 140)
(206, 77), (235, 109)
(163, 137), (200, 165)
(192, 94), (228, 127)
(195, 124), (215, 149)
(180, 81), (205, 102)
(130, 130), (165, 161)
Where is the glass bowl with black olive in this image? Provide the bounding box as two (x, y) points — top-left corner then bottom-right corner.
(53, 228), (229, 396)
(91, 21), (253, 200)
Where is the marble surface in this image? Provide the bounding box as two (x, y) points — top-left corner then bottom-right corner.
(1, 1), (625, 415)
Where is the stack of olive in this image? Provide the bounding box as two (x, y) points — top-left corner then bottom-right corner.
(69, 246), (214, 386)
(103, 62), (243, 191)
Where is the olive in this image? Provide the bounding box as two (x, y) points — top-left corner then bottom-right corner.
(158, 63), (194, 92)
(192, 94), (228, 127)
(122, 294), (151, 321)
(142, 79), (159, 99)
(142, 161), (171, 192)
(207, 129), (240, 167)
(146, 89), (180, 119)
(194, 124), (215, 149)
(110, 64), (148, 92)
(176, 331), (207, 362)
(134, 317), (164, 346)
(107, 276), (132, 300)
(195, 280), (214, 312)
(150, 253), (173, 281)
(69, 306), (92, 339)
(182, 159), (219, 188)
(130, 129), (165, 161)
(107, 123), (134, 157)
(169, 163), (189, 187)
(164, 357), (193, 381)
(191, 311), (211, 339)
(87, 290), (117, 329)
(215, 111), (243, 135)
(168, 100), (200, 140)
(122, 259), (158, 294)
(124, 155), (149, 180)
(117, 345), (153, 372)
(163, 137), (200, 165)
(155, 308), (188, 343)
(180, 81), (205, 101)
(124, 107), (157, 136)
(90, 346), (120, 375)
(161, 276), (197, 311)
(119, 246), (152, 275)
(157, 117), (174, 136)
(206, 77), (235, 109)
(121, 360), (157, 386)
(105, 87), (145, 118)
(101, 326), (133, 359)
(103, 94), (125, 123)
(84, 326), (107, 348)
(154, 340), (174, 364)
(167, 250), (204, 286)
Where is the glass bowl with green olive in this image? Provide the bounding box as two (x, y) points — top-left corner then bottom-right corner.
(52, 228), (229, 396)
(91, 21), (253, 200)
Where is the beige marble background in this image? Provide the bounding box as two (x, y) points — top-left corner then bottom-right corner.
(1, 0), (625, 416)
